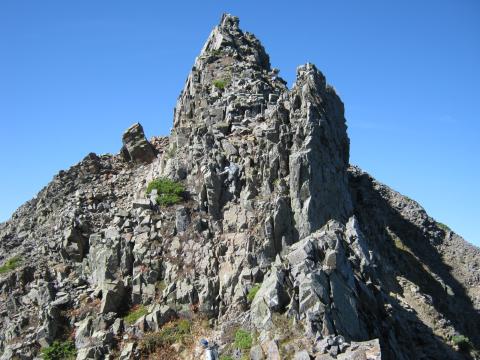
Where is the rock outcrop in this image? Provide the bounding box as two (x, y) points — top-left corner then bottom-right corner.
(121, 122), (156, 163)
(1, 13), (479, 360)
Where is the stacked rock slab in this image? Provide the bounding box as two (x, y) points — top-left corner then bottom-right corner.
(0, 13), (480, 360)
(121, 122), (156, 163)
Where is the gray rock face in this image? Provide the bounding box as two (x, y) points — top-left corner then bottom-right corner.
(62, 226), (88, 261)
(144, 305), (177, 331)
(175, 206), (190, 232)
(0, 12), (479, 360)
(119, 342), (135, 360)
(252, 221), (368, 341)
(251, 267), (290, 329)
(250, 344), (265, 360)
(121, 122), (156, 163)
(100, 280), (126, 314)
(288, 63), (353, 239)
(293, 350), (310, 360)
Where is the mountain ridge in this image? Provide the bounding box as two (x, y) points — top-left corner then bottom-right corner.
(1, 13), (479, 360)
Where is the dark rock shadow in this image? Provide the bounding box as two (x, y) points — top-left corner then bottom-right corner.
(349, 170), (480, 359)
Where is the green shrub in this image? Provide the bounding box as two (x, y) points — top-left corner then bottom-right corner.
(0, 256), (22, 274)
(146, 178), (185, 206)
(41, 340), (76, 360)
(123, 305), (148, 325)
(247, 284), (261, 303)
(158, 193), (183, 206)
(234, 329), (252, 350)
(452, 335), (470, 351)
(213, 79), (229, 90)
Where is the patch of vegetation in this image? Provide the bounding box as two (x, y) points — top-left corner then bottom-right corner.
(156, 280), (167, 292)
(271, 313), (304, 358)
(246, 284), (261, 303)
(0, 256), (22, 275)
(146, 178), (185, 207)
(393, 236), (408, 252)
(212, 78), (229, 90)
(123, 304), (148, 325)
(389, 228), (415, 256)
(452, 335), (470, 352)
(176, 318), (191, 333)
(219, 356), (234, 360)
(209, 49), (223, 57)
(140, 319), (192, 353)
(234, 329), (253, 350)
(41, 340), (76, 360)
(437, 222), (451, 232)
(218, 324), (255, 360)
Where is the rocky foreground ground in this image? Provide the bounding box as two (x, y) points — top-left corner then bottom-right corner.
(1, 13), (480, 360)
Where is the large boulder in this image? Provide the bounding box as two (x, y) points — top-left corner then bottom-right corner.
(100, 280), (126, 314)
(62, 226), (88, 262)
(121, 123), (156, 163)
(251, 267), (290, 329)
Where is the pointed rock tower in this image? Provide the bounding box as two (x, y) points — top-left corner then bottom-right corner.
(167, 14), (352, 248)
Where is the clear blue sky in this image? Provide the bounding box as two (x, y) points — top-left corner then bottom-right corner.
(1, 1), (479, 245)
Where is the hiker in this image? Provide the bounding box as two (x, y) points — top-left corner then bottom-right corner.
(200, 339), (219, 360)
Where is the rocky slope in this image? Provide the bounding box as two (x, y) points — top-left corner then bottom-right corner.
(1, 13), (479, 360)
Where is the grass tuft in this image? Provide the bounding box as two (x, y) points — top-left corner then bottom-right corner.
(220, 356), (234, 360)
(213, 79), (229, 90)
(123, 305), (148, 325)
(247, 284), (261, 303)
(234, 329), (252, 350)
(0, 256), (22, 274)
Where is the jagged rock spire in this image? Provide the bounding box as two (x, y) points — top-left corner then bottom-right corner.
(173, 13), (277, 129)
(288, 63), (352, 237)
(167, 14), (352, 243)
(199, 13), (270, 70)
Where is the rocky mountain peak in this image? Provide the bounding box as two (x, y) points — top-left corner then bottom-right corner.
(1, 13), (479, 360)
(173, 13), (278, 131)
(170, 15), (352, 241)
(199, 13), (270, 71)
(219, 13), (240, 31)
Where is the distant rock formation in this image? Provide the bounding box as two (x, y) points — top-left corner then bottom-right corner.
(0, 13), (479, 360)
